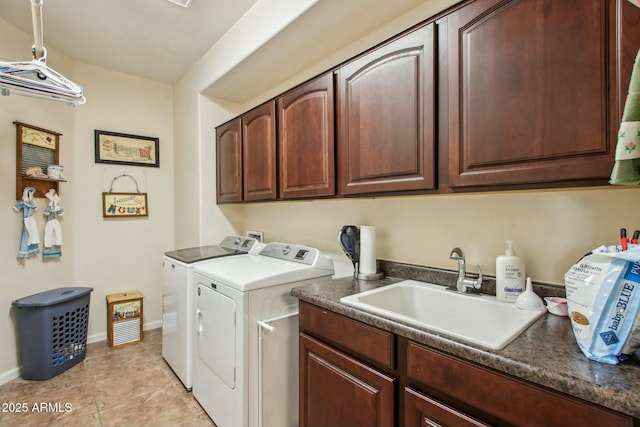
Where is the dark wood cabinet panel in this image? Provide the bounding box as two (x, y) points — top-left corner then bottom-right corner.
(278, 73), (335, 199)
(405, 387), (489, 427)
(300, 301), (395, 369)
(444, 0), (630, 188)
(242, 101), (277, 201)
(216, 118), (243, 203)
(406, 342), (632, 427)
(337, 23), (436, 195)
(216, 102), (277, 203)
(299, 333), (395, 427)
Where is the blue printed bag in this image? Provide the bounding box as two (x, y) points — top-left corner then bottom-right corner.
(564, 246), (640, 364)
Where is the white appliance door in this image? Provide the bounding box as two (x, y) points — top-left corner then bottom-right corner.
(196, 283), (236, 389)
(162, 259), (189, 386)
(258, 312), (299, 427)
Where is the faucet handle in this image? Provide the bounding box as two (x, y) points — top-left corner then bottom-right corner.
(472, 265), (483, 289)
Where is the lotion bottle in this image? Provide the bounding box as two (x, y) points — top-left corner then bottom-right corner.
(496, 240), (525, 302)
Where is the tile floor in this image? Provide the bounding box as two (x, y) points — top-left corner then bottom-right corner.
(0, 329), (215, 427)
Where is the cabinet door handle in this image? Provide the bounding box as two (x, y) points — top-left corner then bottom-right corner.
(424, 417), (443, 427)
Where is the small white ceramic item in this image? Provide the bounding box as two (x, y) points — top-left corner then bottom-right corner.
(544, 297), (569, 316)
(515, 277), (545, 311)
(47, 165), (64, 180)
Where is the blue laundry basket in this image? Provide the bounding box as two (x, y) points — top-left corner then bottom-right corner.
(12, 287), (93, 380)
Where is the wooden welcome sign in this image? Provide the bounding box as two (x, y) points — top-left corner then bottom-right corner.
(102, 174), (148, 218)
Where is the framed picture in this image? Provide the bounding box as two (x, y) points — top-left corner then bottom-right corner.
(95, 130), (159, 167)
(102, 192), (149, 217)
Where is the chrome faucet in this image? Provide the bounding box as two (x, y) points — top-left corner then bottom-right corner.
(448, 247), (482, 293)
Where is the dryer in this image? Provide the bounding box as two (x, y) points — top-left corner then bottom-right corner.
(192, 242), (334, 427)
(162, 235), (263, 389)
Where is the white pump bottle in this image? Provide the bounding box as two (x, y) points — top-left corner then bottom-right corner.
(496, 240), (525, 302)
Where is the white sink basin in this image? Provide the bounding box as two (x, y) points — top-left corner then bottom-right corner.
(339, 280), (545, 350)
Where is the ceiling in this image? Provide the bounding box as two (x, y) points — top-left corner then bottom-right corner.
(0, 0), (259, 83)
(0, 0), (440, 97)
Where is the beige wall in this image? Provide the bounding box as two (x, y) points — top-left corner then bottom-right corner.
(237, 188), (640, 284)
(0, 18), (174, 382)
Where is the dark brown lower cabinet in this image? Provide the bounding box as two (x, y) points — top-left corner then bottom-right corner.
(299, 302), (635, 427)
(405, 387), (489, 427)
(406, 342), (633, 427)
(299, 333), (395, 427)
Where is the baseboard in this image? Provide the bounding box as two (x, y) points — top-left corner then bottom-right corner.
(87, 331), (107, 344)
(0, 367), (20, 387)
(1, 320), (163, 386)
(143, 320), (163, 331)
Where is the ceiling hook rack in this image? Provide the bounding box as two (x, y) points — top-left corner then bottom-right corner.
(0, 0), (86, 105)
(30, 0), (45, 61)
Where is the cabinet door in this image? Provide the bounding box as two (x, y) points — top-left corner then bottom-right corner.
(243, 101), (277, 201)
(278, 73), (335, 199)
(337, 24), (436, 195)
(216, 118), (243, 203)
(404, 388), (489, 427)
(299, 333), (395, 427)
(407, 342), (632, 427)
(444, 0), (620, 188)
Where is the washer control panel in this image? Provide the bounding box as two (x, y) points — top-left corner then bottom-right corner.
(259, 243), (318, 265)
(219, 235), (259, 252)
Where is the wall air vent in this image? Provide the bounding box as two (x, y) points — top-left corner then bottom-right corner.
(166, 0), (193, 8)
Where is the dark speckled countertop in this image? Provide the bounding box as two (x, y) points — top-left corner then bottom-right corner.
(291, 261), (640, 419)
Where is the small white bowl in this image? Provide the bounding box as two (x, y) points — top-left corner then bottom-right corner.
(544, 297), (568, 316)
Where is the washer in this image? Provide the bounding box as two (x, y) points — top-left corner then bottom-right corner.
(192, 242), (334, 427)
(162, 235), (263, 390)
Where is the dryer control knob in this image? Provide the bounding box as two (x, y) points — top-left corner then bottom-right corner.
(283, 245), (291, 255)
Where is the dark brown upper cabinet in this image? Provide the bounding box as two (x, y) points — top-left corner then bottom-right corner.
(277, 72), (335, 199)
(336, 23), (437, 196)
(216, 118), (243, 203)
(242, 102), (277, 201)
(216, 101), (277, 203)
(216, 0), (640, 204)
(443, 0), (639, 189)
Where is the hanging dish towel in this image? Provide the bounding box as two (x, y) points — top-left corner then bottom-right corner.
(14, 187), (40, 258)
(43, 188), (63, 258)
(610, 49), (640, 185)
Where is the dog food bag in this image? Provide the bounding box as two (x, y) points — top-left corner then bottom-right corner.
(564, 245), (640, 364)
